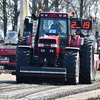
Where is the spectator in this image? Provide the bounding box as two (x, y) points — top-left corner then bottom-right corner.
(76, 29), (84, 38)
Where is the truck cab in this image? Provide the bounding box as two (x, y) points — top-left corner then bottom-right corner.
(4, 31), (18, 45)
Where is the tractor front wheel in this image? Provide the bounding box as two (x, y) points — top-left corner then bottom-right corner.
(64, 50), (80, 85)
(17, 37), (27, 45)
(16, 47), (32, 83)
(80, 39), (95, 84)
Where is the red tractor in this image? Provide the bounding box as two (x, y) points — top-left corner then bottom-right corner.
(13, 10), (99, 84)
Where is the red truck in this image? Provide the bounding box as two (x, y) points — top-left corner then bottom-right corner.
(0, 45), (16, 69)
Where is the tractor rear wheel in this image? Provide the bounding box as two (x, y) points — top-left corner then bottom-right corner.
(80, 39), (95, 84)
(17, 37), (27, 45)
(16, 47), (32, 83)
(64, 50), (80, 85)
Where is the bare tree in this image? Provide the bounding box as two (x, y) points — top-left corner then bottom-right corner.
(29, 0), (63, 15)
(0, 0), (100, 36)
(3, 0), (7, 37)
(0, 0), (20, 37)
(7, 0), (20, 30)
(12, 0), (20, 30)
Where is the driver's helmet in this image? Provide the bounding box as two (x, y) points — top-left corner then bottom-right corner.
(76, 29), (80, 32)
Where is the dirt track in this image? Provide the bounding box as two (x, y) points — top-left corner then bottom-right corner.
(0, 71), (100, 100)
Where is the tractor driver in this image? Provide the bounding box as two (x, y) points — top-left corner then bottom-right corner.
(50, 20), (61, 33)
(76, 29), (84, 38)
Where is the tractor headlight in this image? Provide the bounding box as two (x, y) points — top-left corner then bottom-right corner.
(63, 15), (67, 17)
(38, 43), (44, 47)
(45, 14), (48, 16)
(51, 44), (59, 47)
(58, 14), (62, 17)
(41, 14), (44, 16)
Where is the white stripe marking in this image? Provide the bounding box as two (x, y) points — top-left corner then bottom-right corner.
(0, 46), (16, 49)
(18, 46), (32, 48)
(20, 70), (66, 74)
(81, 38), (84, 45)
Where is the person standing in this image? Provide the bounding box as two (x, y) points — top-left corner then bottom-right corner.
(76, 29), (84, 38)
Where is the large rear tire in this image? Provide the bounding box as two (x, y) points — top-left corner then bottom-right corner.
(16, 47), (32, 83)
(80, 39), (95, 84)
(64, 50), (80, 85)
(17, 37), (27, 45)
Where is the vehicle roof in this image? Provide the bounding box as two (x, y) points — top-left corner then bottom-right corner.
(7, 31), (17, 33)
(39, 12), (71, 18)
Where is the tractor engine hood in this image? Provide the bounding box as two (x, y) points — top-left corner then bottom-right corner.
(38, 35), (60, 59)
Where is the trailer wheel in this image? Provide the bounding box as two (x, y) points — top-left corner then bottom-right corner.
(17, 37), (27, 45)
(64, 50), (80, 85)
(16, 47), (32, 83)
(80, 39), (95, 84)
